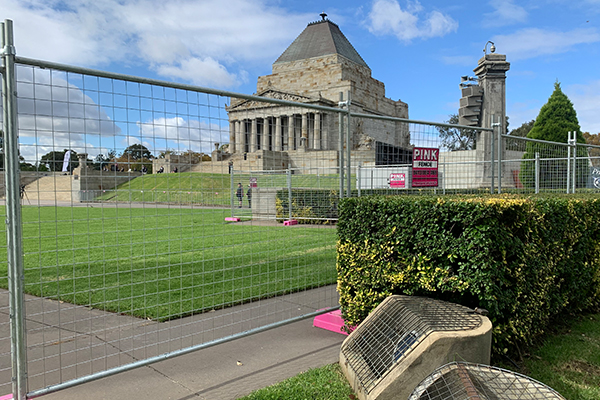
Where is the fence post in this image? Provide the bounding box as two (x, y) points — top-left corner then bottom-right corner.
(338, 92), (345, 199)
(572, 135), (577, 193)
(497, 120), (502, 194)
(357, 165), (361, 197)
(2, 19), (28, 400)
(287, 169), (292, 220)
(346, 90), (352, 197)
(535, 152), (540, 194)
(567, 131), (572, 194)
(443, 163), (446, 195)
(490, 115), (496, 194)
(230, 168), (234, 217)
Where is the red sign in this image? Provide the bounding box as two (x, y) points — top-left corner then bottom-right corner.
(412, 147), (439, 187)
(249, 177), (258, 188)
(389, 173), (406, 188)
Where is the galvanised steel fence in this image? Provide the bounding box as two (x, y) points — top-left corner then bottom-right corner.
(2, 17), (597, 400)
(502, 133), (600, 194)
(1, 20), (342, 399)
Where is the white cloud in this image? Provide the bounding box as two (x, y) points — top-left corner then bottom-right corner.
(492, 28), (600, 60)
(483, 0), (528, 27)
(155, 57), (238, 88)
(137, 117), (227, 154)
(10, 65), (121, 163)
(367, 0), (458, 42)
(566, 80), (600, 134)
(2, 0), (310, 87)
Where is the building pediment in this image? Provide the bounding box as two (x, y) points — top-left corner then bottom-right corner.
(227, 89), (334, 112)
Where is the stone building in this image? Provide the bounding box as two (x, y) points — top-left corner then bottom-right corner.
(225, 14), (410, 171)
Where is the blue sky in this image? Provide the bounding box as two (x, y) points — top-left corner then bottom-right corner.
(2, 0), (600, 161)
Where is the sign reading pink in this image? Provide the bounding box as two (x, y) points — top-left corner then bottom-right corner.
(412, 147), (439, 187)
(389, 173), (406, 188)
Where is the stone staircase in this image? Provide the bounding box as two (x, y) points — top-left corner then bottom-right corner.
(23, 174), (75, 202)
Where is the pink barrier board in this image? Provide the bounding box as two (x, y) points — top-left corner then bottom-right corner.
(225, 217), (240, 222)
(283, 220), (298, 226)
(313, 309), (351, 335)
(0, 394), (13, 400)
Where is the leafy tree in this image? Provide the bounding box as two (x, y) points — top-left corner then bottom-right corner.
(437, 114), (478, 151)
(116, 144), (153, 173)
(121, 144), (153, 161)
(519, 82), (587, 189)
(179, 150), (203, 164)
(583, 132), (600, 167)
(506, 120), (535, 151)
(40, 150), (79, 172)
(93, 153), (111, 171)
(510, 120), (535, 138)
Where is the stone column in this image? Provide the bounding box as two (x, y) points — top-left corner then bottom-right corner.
(250, 118), (258, 152)
(288, 115), (295, 151)
(275, 116), (282, 151)
(473, 52), (510, 187)
(301, 113), (308, 149)
(321, 114), (328, 150)
(313, 113), (321, 150)
(229, 121), (236, 153)
(261, 118), (269, 151)
(235, 120), (242, 153)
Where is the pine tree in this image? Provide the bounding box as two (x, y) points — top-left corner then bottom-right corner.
(519, 82), (587, 189)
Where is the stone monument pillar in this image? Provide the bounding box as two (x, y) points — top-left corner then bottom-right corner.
(473, 49), (510, 188)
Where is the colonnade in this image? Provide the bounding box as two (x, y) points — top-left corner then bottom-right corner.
(229, 112), (328, 154)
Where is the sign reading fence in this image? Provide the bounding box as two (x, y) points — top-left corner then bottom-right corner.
(412, 147), (439, 187)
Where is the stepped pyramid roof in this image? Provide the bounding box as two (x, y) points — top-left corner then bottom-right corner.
(274, 16), (369, 69)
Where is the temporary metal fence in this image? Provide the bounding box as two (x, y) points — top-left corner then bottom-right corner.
(1, 20), (341, 399)
(2, 16), (596, 400)
(501, 133), (600, 194)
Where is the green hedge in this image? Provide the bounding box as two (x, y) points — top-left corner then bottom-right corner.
(337, 195), (600, 356)
(276, 189), (339, 223)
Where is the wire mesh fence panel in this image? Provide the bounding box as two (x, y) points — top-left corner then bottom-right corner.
(0, 60), (340, 397)
(349, 115), (493, 197)
(501, 135), (593, 193)
(0, 78), (12, 397)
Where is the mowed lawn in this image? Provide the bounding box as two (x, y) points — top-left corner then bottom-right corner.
(97, 172), (343, 206)
(0, 205), (337, 321)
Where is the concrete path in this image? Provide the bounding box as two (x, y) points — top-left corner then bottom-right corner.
(0, 286), (346, 400)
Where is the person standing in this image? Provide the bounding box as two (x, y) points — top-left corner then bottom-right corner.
(246, 185), (252, 208)
(236, 183), (243, 208)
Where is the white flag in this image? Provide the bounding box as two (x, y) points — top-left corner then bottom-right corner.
(62, 150), (71, 172)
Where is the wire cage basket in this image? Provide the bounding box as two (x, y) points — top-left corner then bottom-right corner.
(340, 295), (489, 396)
(408, 362), (566, 400)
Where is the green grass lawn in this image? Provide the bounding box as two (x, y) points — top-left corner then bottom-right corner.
(238, 364), (355, 400)
(96, 172), (344, 206)
(507, 312), (600, 400)
(0, 205), (337, 321)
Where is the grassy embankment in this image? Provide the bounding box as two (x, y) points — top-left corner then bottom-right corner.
(96, 172), (342, 206)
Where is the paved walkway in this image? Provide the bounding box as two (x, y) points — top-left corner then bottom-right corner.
(1, 286), (346, 400)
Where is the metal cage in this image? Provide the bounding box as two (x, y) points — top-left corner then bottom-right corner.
(409, 362), (566, 400)
(340, 296), (485, 395)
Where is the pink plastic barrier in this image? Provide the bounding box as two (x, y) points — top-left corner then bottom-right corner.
(313, 309), (352, 335)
